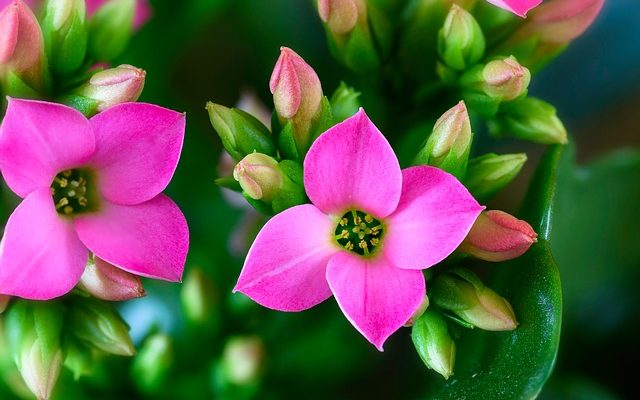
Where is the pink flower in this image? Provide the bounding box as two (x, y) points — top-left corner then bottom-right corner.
(486, 0), (542, 17)
(0, 98), (188, 300)
(234, 109), (483, 350)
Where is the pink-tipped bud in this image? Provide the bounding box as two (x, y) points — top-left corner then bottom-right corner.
(269, 47), (323, 137)
(233, 153), (283, 202)
(78, 257), (146, 301)
(0, 294), (9, 313)
(460, 210), (537, 262)
(78, 64), (145, 111)
(0, 1), (44, 73)
(317, 0), (362, 35)
(482, 56), (531, 101)
(528, 0), (604, 44)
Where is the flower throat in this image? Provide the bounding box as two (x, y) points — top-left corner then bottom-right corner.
(51, 169), (97, 216)
(334, 210), (384, 256)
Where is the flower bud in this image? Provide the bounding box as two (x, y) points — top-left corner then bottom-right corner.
(41, 0), (87, 75)
(438, 5), (485, 71)
(404, 295), (429, 327)
(481, 56), (531, 101)
(490, 97), (568, 144)
(411, 309), (455, 380)
(233, 153), (283, 202)
(206, 102), (276, 162)
(86, 0), (151, 30)
(73, 64), (145, 114)
(270, 47), (323, 153)
(180, 267), (218, 324)
(330, 81), (361, 123)
(131, 334), (173, 393)
(0, 294), (9, 314)
(78, 256), (146, 301)
(431, 268), (518, 331)
(88, 0), (135, 61)
(318, 0), (361, 35)
(222, 336), (265, 385)
(524, 0), (604, 44)
(460, 210), (537, 262)
(69, 298), (135, 356)
(414, 101), (473, 179)
(465, 153), (527, 201)
(63, 338), (95, 380)
(4, 301), (64, 400)
(0, 0), (46, 90)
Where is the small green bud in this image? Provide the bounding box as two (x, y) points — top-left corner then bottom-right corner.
(431, 268), (518, 331)
(131, 334), (173, 393)
(438, 4), (485, 71)
(330, 82), (361, 123)
(221, 336), (265, 385)
(41, 0), (87, 75)
(62, 337), (95, 380)
(411, 309), (456, 380)
(490, 97), (568, 144)
(4, 301), (64, 400)
(180, 267), (218, 325)
(206, 102), (276, 161)
(68, 298), (135, 356)
(414, 101), (473, 179)
(88, 0), (135, 61)
(465, 153), (527, 201)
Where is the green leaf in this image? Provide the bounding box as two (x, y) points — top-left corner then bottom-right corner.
(426, 145), (565, 399)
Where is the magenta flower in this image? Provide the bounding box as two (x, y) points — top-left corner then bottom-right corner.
(486, 0), (542, 17)
(0, 99), (188, 300)
(234, 110), (483, 350)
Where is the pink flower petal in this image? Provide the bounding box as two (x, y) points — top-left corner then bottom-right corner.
(304, 109), (402, 218)
(88, 103), (185, 205)
(486, 0), (542, 17)
(0, 98), (95, 198)
(234, 204), (338, 312)
(74, 194), (188, 282)
(0, 188), (88, 300)
(326, 252), (426, 350)
(384, 166), (484, 270)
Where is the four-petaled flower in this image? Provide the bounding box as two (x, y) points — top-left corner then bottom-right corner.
(0, 98), (189, 300)
(234, 109), (483, 350)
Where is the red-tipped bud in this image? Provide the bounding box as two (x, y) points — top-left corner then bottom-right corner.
(78, 257), (146, 301)
(460, 210), (537, 262)
(482, 56), (531, 101)
(528, 0), (604, 44)
(269, 47), (323, 142)
(0, 1), (44, 77)
(317, 0), (362, 35)
(77, 64), (145, 112)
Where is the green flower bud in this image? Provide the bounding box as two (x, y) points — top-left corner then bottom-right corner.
(131, 334), (173, 394)
(431, 268), (518, 331)
(330, 81), (361, 123)
(438, 5), (485, 71)
(465, 153), (527, 201)
(88, 0), (135, 61)
(68, 298), (135, 356)
(411, 309), (456, 380)
(414, 101), (473, 179)
(221, 336), (265, 385)
(62, 337), (95, 380)
(206, 102), (276, 161)
(490, 97), (568, 144)
(180, 267), (218, 325)
(4, 300), (64, 400)
(41, 0), (87, 75)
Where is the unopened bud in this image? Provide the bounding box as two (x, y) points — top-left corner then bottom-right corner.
(206, 102), (275, 161)
(0, 294), (9, 314)
(318, 0), (361, 35)
(131, 334), (173, 393)
(465, 153), (527, 201)
(404, 295), (429, 327)
(438, 5), (485, 71)
(69, 298), (135, 356)
(415, 101), (473, 179)
(431, 268), (518, 331)
(491, 97), (568, 144)
(270, 47), (323, 152)
(86, 0), (151, 30)
(524, 0), (604, 44)
(88, 0), (135, 61)
(460, 210), (537, 262)
(330, 81), (361, 123)
(180, 267), (218, 324)
(63, 338), (94, 380)
(77, 64), (145, 113)
(411, 309), (455, 380)
(5, 301), (64, 400)
(233, 153), (283, 202)
(479, 56), (531, 101)
(41, 0), (87, 74)
(222, 336), (265, 385)
(78, 257), (146, 301)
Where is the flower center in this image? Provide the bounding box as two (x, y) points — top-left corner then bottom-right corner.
(51, 169), (98, 216)
(334, 210), (384, 256)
